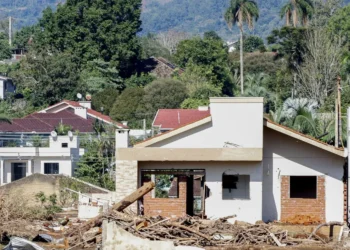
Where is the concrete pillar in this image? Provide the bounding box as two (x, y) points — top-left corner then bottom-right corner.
(27, 159), (32, 176)
(0, 159), (3, 185)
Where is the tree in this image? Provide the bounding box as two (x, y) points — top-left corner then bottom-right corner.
(280, 0), (314, 27)
(110, 87), (145, 128)
(0, 33), (11, 60)
(140, 33), (172, 60)
(80, 59), (123, 94)
(225, 0), (259, 94)
(36, 0), (142, 77)
(174, 36), (232, 95)
(76, 134), (115, 190)
(92, 88), (119, 116)
(295, 29), (341, 104)
(241, 35), (264, 52)
(328, 5), (350, 41)
(11, 49), (81, 106)
(142, 79), (188, 114)
(156, 30), (190, 55)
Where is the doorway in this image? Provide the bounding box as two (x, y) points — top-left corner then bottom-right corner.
(12, 163), (26, 181)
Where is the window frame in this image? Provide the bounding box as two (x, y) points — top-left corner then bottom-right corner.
(44, 163), (59, 174)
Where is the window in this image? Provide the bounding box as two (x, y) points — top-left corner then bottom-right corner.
(155, 175), (178, 198)
(62, 143), (68, 148)
(44, 163), (59, 174)
(222, 174), (250, 200)
(290, 176), (317, 199)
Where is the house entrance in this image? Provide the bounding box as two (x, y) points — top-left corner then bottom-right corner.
(11, 163), (26, 181)
(140, 169), (206, 218)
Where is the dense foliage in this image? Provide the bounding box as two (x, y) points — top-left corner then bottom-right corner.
(1, 0), (350, 189)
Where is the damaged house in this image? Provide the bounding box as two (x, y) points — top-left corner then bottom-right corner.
(115, 97), (346, 224)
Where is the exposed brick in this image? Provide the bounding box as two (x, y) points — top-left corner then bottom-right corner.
(143, 176), (187, 218)
(280, 176), (325, 222)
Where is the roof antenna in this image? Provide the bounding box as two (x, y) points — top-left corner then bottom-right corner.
(77, 93), (82, 100)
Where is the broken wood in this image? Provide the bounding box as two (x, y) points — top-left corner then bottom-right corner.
(269, 232), (286, 247)
(308, 221), (343, 240)
(168, 222), (211, 241)
(112, 182), (155, 212)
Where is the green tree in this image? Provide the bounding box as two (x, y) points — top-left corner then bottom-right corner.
(328, 5), (350, 42)
(0, 33), (11, 60)
(242, 35), (264, 52)
(13, 26), (37, 49)
(11, 50), (81, 106)
(225, 0), (259, 94)
(142, 79), (188, 114)
(76, 134), (115, 190)
(174, 36), (232, 95)
(280, 0), (314, 27)
(80, 59), (123, 94)
(36, 0), (142, 77)
(110, 87), (145, 128)
(91, 88), (119, 116)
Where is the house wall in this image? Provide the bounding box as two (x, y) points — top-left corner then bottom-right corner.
(280, 175), (325, 222)
(263, 127), (344, 222)
(3, 158), (74, 184)
(139, 161), (263, 223)
(151, 98), (263, 149)
(0, 80), (4, 99)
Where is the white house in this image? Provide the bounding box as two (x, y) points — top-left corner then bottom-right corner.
(0, 135), (80, 185)
(0, 99), (126, 185)
(115, 97), (346, 224)
(0, 76), (15, 99)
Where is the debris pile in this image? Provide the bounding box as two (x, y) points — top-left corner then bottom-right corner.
(64, 211), (336, 249)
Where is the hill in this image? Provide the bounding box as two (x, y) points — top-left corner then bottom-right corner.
(1, 0), (349, 40)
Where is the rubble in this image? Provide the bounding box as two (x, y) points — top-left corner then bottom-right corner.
(0, 183), (346, 249)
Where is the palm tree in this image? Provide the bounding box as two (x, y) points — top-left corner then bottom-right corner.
(280, 0), (314, 27)
(225, 0), (259, 94)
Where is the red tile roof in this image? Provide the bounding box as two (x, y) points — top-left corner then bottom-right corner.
(42, 100), (127, 129)
(0, 110), (96, 133)
(153, 109), (211, 130)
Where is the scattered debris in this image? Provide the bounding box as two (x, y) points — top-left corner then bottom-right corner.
(3, 237), (45, 250)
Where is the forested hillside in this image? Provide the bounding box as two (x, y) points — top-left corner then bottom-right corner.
(141, 0), (284, 39)
(2, 0), (349, 39)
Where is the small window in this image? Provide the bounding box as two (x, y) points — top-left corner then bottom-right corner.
(62, 143), (68, 148)
(290, 176), (317, 199)
(222, 174), (250, 200)
(44, 163), (59, 174)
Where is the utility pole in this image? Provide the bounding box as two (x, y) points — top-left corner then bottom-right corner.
(335, 76), (342, 148)
(338, 76), (342, 147)
(347, 107), (350, 225)
(8, 16), (12, 46)
(143, 119), (146, 140)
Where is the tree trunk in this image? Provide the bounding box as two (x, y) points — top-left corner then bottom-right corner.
(240, 26), (244, 95)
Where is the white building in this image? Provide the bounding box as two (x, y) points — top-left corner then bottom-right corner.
(0, 76), (15, 99)
(0, 135), (80, 185)
(0, 99), (126, 185)
(115, 97), (346, 224)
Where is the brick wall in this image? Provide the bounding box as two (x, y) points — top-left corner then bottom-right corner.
(143, 176), (187, 218)
(281, 176), (325, 222)
(115, 160), (138, 212)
